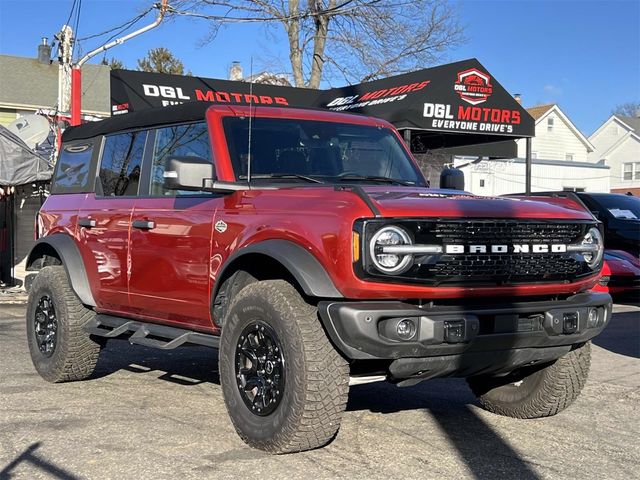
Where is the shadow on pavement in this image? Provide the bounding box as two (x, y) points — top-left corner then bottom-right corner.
(592, 310), (640, 359)
(347, 380), (540, 479)
(0, 442), (80, 480)
(92, 339), (220, 385)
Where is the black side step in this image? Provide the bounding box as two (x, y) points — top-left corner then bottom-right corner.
(85, 314), (219, 350)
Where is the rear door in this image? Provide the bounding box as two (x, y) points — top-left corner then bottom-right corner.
(128, 122), (222, 331)
(76, 130), (147, 313)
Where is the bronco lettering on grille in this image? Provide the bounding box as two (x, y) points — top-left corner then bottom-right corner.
(444, 244), (568, 254)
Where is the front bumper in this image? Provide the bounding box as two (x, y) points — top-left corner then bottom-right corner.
(318, 292), (612, 382)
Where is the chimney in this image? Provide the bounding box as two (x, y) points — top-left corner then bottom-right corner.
(229, 61), (243, 81)
(37, 37), (51, 64)
(514, 93), (522, 105)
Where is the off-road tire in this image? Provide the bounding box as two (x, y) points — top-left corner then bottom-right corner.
(468, 342), (591, 418)
(26, 266), (101, 383)
(219, 280), (349, 454)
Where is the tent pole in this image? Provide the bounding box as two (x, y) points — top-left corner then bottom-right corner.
(10, 192), (15, 287)
(403, 130), (411, 149)
(525, 137), (532, 195)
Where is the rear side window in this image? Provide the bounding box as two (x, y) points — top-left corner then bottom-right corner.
(150, 123), (211, 196)
(52, 142), (94, 193)
(98, 131), (145, 196)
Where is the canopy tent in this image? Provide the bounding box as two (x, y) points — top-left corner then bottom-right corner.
(0, 125), (52, 186)
(109, 58), (535, 189)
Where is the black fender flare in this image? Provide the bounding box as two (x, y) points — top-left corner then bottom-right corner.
(26, 234), (96, 307)
(215, 239), (343, 299)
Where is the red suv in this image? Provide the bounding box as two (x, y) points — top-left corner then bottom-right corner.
(26, 103), (611, 453)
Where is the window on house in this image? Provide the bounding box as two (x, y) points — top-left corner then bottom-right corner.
(565, 153), (574, 161)
(623, 163), (633, 180)
(636, 162), (640, 180)
(547, 117), (554, 132)
(99, 131), (145, 196)
(480, 179), (485, 187)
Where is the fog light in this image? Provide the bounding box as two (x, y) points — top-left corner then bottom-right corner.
(397, 319), (417, 340)
(563, 313), (578, 334)
(587, 308), (598, 328)
(444, 320), (465, 343)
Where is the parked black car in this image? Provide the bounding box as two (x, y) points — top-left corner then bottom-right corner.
(519, 192), (640, 258)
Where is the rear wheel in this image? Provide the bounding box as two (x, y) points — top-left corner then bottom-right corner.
(468, 342), (591, 418)
(219, 280), (349, 453)
(26, 266), (101, 383)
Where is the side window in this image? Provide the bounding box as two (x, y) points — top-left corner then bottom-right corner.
(150, 123), (212, 196)
(52, 142), (93, 193)
(99, 131), (145, 196)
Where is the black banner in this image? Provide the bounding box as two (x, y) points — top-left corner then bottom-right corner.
(110, 58), (534, 138)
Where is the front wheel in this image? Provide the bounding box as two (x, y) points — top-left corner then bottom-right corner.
(219, 280), (349, 454)
(467, 342), (591, 418)
(26, 266), (101, 383)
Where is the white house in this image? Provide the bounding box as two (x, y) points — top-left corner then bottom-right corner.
(456, 104), (610, 195)
(516, 104), (595, 162)
(455, 158), (610, 196)
(589, 114), (640, 195)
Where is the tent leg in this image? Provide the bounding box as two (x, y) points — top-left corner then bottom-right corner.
(403, 129), (411, 149)
(525, 137), (532, 195)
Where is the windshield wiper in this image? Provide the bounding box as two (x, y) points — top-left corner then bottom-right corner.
(241, 173), (324, 184)
(337, 174), (415, 186)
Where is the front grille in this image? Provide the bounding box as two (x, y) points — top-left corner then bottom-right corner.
(358, 219), (597, 286)
(433, 221), (582, 245)
(428, 254), (582, 279)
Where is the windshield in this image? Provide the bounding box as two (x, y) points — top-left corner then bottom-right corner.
(586, 194), (640, 220)
(223, 117), (425, 185)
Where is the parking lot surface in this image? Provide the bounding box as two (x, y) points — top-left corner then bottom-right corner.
(1, 303), (638, 480)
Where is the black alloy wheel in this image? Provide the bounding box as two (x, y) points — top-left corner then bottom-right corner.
(235, 321), (285, 416)
(34, 295), (57, 357)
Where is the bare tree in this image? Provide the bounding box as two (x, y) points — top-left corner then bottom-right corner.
(612, 101), (640, 117)
(172, 1), (464, 88)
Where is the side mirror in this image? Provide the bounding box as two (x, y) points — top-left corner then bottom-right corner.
(440, 167), (465, 191)
(163, 156), (214, 191)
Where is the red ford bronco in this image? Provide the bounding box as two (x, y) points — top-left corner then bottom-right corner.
(26, 103), (611, 453)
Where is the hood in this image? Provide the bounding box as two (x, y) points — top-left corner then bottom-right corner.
(360, 187), (595, 220)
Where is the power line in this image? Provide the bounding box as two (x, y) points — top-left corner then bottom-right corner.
(63, 0), (78, 30)
(164, 0), (359, 24)
(72, 0), (83, 59)
(76, 5), (155, 42)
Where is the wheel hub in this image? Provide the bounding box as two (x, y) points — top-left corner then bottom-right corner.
(235, 322), (285, 416)
(34, 295), (57, 357)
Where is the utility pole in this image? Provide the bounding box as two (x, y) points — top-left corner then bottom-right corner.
(70, 0), (168, 125)
(57, 25), (74, 114)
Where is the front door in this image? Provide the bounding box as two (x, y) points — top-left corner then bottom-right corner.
(128, 122), (221, 331)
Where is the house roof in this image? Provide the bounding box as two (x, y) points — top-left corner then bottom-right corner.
(526, 103), (594, 152)
(614, 115), (640, 133)
(0, 54), (110, 115)
(599, 130), (640, 159)
(526, 104), (555, 120)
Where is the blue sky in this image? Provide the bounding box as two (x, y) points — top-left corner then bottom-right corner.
(0, 0), (638, 135)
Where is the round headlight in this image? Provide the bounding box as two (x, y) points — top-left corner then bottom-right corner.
(369, 225), (413, 274)
(582, 227), (604, 268)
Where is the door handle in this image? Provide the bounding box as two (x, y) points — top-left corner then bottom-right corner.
(132, 219), (156, 230)
(78, 218), (96, 228)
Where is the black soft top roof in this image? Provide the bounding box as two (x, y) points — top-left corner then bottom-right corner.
(63, 101), (214, 142)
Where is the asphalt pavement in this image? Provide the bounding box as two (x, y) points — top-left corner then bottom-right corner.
(1, 302), (638, 480)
